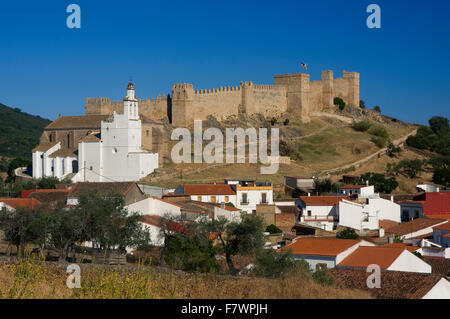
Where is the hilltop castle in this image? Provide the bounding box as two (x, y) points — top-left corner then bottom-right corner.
(86, 70), (360, 126)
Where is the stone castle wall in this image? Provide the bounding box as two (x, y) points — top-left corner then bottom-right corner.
(85, 69), (359, 127)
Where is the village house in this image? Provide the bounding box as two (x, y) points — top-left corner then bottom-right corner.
(329, 268), (450, 299)
(32, 82), (160, 182)
(255, 204), (298, 233)
(433, 222), (450, 248)
(0, 198), (41, 212)
(174, 183), (237, 206)
(280, 237), (374, 270)
(383, 217), (448, 241)
(229, 180), (273, 214)
(297, 196), (350, 231)
(338, 184), (375, 198)
(336, 246), (432, 273)
(284, 176), (315, 197)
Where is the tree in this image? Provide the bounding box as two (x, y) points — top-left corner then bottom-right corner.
(200, 215), (265, 274)
(359, 100), (366, 109)
(252, 249), (309, 278)
(266, 224), (282, 234)
(429, 116), (449, 135)
(313, 178), (339, 195)
(433, 168), (450, 187)
(386, 142), (402, 157)
(271, 118), (277, 126)
(336, 227), (359, 239)
(283, 118), (290, 126)
(334, 97), (346, 111)
(352, 120), (371, 132)
(360, 172), (398, 194)
(373, 106), (381, 113)
(397, 159), (423, 178)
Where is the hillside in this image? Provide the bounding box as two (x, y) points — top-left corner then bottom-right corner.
(143, 107), (418, 189)
(0, 103), (51, 159)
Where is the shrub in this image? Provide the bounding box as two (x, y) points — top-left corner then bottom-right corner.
(271, 118), (277, 126)
(266, 224), (282, 234)
(397, 159), (423, 178)
(360, 100), (366, 109)
(253, 249), (308, 278)
(368, 126), (389, 140)
(433, 168), (450, 187)
(352, 120), (371, 132)
(374, 106), (381, 113)
(334, 97), (346, 111)
(336, 227), (359, 239)
(387, 142), (401, 157)
(312, 268), (334, 286)
(371, 136), (387, 148)
(283, 118), (290, 126)
(360, 172), (398, 194)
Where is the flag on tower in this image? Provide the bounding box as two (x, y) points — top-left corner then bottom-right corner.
(300, 62), (308, 70)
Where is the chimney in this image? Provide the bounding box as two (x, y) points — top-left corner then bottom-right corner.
(390, 195), (394, 202)
(308, 192), (311, 197)
(437, 187), (440, 192)
(366, 180), (369, 186)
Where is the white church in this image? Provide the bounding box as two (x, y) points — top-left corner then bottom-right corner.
(32, 82), (159, 182)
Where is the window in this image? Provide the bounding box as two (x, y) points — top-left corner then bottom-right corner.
(307, 210), (312, 217)
(197, 196), (201, 201)
(146, 130), (149, 137)
(211, 196), (216, 203)
(225, 196), (229, 202)
(241, 193), (248, 204)
(90, 166), (93, 171)
(261, 193), (267, 204)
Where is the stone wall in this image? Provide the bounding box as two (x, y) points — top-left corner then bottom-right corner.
(85, 69), (359, 126)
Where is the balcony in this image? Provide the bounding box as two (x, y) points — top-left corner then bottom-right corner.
(301, 216), (336, 222)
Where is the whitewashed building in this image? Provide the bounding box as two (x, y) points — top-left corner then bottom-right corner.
(297, 196), (350, 231)
(32, 82), (158, 182)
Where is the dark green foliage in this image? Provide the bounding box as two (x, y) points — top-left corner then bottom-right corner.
(164, 233), (219, 273)
(271, 118), (277, 126)
(368, 126), (389, 140)
(225, 202), (235, 208)
(396, 159), (424, 178)
(334, 97), (346, 110)
(253, 249), (309, 278)
(0, 103), (51, 158)
(373, 106), (381, 113)
(406, 116), (450, 156)
(387, 142), (402, 157)
(371, 136), (387, 148)
(429, 116), (449, 134)
(359, 100), (366, 109)
(433, 168), (450, 187)
(336, 227), (359, 239)
(352, 120), (371, 132)
(266, 224), (282, 234)
(360, 172), (398, 194)
(313, 178), (339, 195)
(283, 118), (290, 126)
(393, 235), (403, 243)
(413, 251), (423, 260)
(312, 268), (334, 286)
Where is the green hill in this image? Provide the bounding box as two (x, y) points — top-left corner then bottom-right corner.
(0, 103), (51, 159)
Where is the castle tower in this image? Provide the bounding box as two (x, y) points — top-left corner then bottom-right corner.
(343, 70), (360, 107)
(321, 70), (334, 109)
(171, 83), (194, 126)
(123, 82), (139, 120)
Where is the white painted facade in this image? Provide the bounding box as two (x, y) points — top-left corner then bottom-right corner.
(422, 278), (450, 299)
(33, 83), (158, 183)
(125, 197), (182, 218)
(339, 185), (374, 197)
(386, 250), (432, 273)
(298, 204), (338, 231)
(189, 194), (237, 206)
(236, 186), (273, 214)
(213, 206), (242, 223)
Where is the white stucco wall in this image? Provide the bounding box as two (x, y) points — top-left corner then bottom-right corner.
(387, 250), (432, 273)
(422, 278), (450, 299)
(125, 197), (182, 218)
(236, 188), (273, 214)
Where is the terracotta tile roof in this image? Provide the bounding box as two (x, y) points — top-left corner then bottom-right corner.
(338, 246), (406, 269)
(339, 185), (367, 189)
(433, 221), (450, 231)
(180, 184), (236, 196)
(79, 133), (101, 143)
(379, 219), (399, 230)
(141, 215), (184, 233)
(0, 198), (41, 210)
(280, 237), (361, 256)
(427, 214), (450, 221)
(384, 218), (447, 236)
(28, 190), (70, 204)
(45, 115), (108, 130)
(444, 233), (450, 238)
(299, 196), (350, 206)
(48, 148), (78, 158)
(423, 257), (450, 276)
(32, 142), (58, 152)
(329, 268), (446, 299)
(382, 242), (420, 253)
(68, 182), (140, 197)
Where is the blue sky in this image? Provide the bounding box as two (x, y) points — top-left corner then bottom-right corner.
(0, 0), (449, 124)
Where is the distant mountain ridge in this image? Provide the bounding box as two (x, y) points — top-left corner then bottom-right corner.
(0, 103), (51, 159)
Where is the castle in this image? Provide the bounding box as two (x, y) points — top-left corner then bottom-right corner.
(86, 70), (360, 126)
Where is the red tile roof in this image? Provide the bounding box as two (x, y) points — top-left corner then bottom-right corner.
(379, 219), (399, 230)
(0, 198), (41, 210)
(21, 189), (70, 198)
(384, 218), (447, 236)
(433, 221), (450, 231)
(181, 184), (236, 196)
(280, 237), (361, 256)
(382, 243), (420, 253)
(329, 268), (445, 299)
(141, 215), (184, 233)
(299, 196), (350, 206)
(338, 246), (406, 269)
(427, 214), (450, 221)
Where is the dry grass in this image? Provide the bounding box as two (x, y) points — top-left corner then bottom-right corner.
(0, 253), (372, 299)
